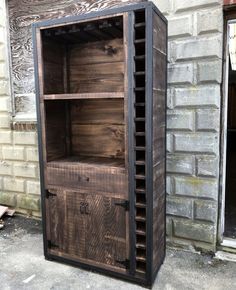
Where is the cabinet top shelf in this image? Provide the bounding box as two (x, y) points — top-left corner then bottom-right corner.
(43, 92), (124, 100)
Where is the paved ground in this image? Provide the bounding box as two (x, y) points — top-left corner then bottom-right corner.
(0, 216), (236, 290)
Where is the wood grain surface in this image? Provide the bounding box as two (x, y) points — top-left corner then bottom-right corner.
(47, 189), (127, 269)
(46, 160), (127, 194)
(152, 10), (167, 274)
(8, 0), (142, 96)
(69, 38), (124, 93)
(70, 99), (125, 159)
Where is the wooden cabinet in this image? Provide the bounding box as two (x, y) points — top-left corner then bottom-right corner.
(46, 189), (127, 269)
(33, 1), (167, 287)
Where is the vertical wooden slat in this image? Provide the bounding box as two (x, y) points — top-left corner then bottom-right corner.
(123, 12), (130, 267)
(127, 10), (136, 276)
(63, 44), (68, 94)
(64, 44), (72, 159)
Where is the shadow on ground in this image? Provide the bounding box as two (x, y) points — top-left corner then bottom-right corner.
(0, 215), (236, 290)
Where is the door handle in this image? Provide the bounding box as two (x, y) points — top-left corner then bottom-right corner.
(80, 202), (89, 214)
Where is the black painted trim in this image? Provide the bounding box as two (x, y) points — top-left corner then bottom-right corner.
(145, 4), (154, 284)
(46, 252), (152, 288)
(32, 26), (48, 258)
(164, 11), (168, 263)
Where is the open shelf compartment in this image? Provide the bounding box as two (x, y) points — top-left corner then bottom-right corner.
(45, 98), (125, 168)
(41, 16), (124, 96)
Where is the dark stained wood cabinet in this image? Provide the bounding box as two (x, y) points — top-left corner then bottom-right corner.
(33, 2), (167, 287)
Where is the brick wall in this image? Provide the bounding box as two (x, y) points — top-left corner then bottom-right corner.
(0, 0), (41, 217)
(153, 0), (223, 251)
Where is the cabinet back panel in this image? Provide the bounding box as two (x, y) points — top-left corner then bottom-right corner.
(69, 38), (124, 93)
(71, 99), (125, 160)
(70, 99), (124, 124)
(71, 124), (124, 158)
(45, 101), (67, 161)
(43, 41), (65, 94)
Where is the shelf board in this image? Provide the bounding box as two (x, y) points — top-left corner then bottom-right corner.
(43, 92), (124, 100)
(136, 256), (146, 262)
(134, 71), (145, 76)
(134, 22), (145, 28)
(47, 155), (125, 169)
(134, 117), (145, 122)
(134, 38), (145, 44)
(136, 268), (146, 274)
(135, 187), (146, 193)
(135, 146), (146, 151)
(136, 215), (146, 222)
(135, 132), (145, 137)
(136, 229), (146, 236)
(134, 55), (145, 60)
(136, 243), (146, 249)
(136, 202), (146, 208)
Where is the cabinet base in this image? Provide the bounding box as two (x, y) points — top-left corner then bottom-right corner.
(45, 252), (155, 288)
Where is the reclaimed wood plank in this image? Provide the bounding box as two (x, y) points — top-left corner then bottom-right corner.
(70, 99), (124, 125)
(152, 10), (167, 274)
(46, 162), (127, 194)
(71, 124), (125, 159)
(44, 92), (124, 100)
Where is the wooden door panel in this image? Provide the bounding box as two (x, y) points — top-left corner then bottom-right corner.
(85, 195), (127, 268)
(47, 189), (127, 270)
(47, 189), (86, 255)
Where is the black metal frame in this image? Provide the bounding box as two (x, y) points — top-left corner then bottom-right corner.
(145, 5), (154, 283)
(32, 27), (48, 258)
(32, 1), (167, 288)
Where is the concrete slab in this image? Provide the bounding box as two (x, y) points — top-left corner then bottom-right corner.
(1, 215), (236, 290)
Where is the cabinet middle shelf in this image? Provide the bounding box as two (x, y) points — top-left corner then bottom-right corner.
(43, 92), (124, 100)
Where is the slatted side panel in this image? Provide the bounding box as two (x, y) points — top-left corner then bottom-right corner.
(133, 9), (147, 276)
(152, 11), (167, 274)
(47, 189), (127, 270)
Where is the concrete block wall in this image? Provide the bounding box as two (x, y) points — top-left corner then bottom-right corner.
(153, 0), (223, 251)
(0, 0), (40, 217)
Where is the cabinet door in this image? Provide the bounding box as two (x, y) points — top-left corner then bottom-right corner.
(46, 189), (86, 256)
(46, 189), (128, 270)
(84, 194), (127, 268)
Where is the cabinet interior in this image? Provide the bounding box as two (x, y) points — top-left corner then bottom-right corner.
(45, 99), (125, 167)
(42, 16), (124, 95)
(42, 16), (125, 167)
